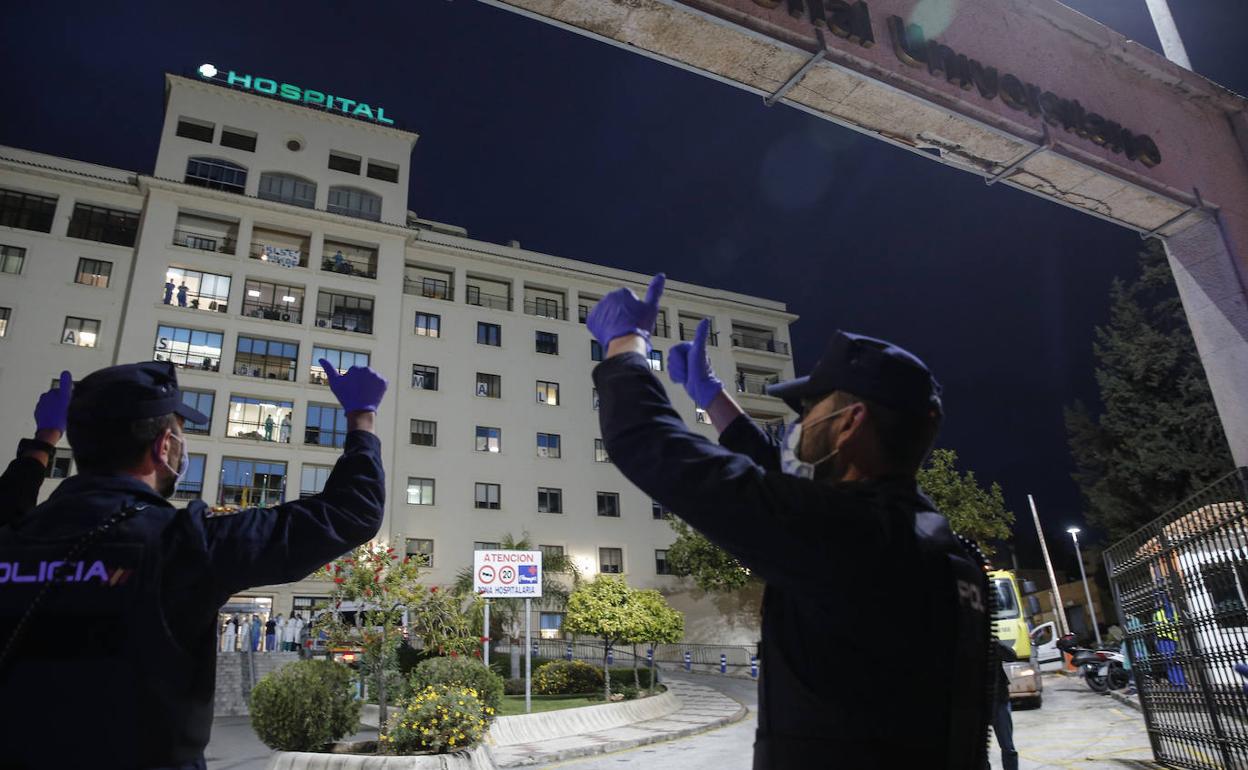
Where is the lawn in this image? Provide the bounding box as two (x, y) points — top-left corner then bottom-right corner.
(496, 694), (598, 716)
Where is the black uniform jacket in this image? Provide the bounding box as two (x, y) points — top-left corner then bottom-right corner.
(0, 430), (384, 769)
(594, 353), (989, 770)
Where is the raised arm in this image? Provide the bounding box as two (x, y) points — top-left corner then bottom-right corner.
(0, 371), (73, 528)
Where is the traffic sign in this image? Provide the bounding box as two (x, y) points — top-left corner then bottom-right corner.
(473, 550), (543, 598)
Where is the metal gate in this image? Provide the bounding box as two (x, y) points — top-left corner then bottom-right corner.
(1104, 468), (1248, 769)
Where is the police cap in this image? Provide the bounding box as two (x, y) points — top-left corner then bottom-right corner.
(766, 331), (943, 418)
(68, 361), (209, 425)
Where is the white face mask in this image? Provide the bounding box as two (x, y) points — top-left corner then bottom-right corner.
(157, 432), (189, 498)
(779, 405), (854, 480)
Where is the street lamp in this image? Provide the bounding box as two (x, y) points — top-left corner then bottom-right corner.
(1068, 527), (1102, 647)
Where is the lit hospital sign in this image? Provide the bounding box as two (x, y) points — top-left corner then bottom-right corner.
(196, 63), (394, 126)
(474, 550), (543, 599)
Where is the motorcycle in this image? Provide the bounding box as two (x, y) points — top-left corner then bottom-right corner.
(1057, 634), (1130, 693)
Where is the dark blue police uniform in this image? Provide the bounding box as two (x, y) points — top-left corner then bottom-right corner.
(0, 362), (385, 770)
(593, 349), (993, 769)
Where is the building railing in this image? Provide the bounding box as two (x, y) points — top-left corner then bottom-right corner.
(524, 299), (566, 320)
(315, 311), (373, 335)
(679, 324), (719, 346)
(466, 288), (511, 311)
(403, 278), (453, 300)
(172, 228), (237, 255)
(249, 241), (308, 269)
(492, 638), (759, 674)
(653, 322), (671, 338)
(218, 485), (285, 508)
(736, 372), (780, 396)
(731, 332), (790, 355)
(161, 286), (230, 313)
(242, 299), (303, 324)
(321, 254), (377, 279)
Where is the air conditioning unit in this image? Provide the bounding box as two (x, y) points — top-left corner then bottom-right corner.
(316, 318), (328, 328)
(537, 447), (548, 458)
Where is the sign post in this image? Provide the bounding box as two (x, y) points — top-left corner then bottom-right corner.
(483, 601), (490, 666)
(473, 550), (543, 713)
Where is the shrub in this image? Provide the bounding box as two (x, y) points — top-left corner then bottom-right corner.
(408, 656), (504, 712)
(607, 668), (654, 689)
(381, 685), (491, 755)
(504, 678), (526, 696)
(488, 657), (510, 679)
(365, 669), (405, 704)
(534, 660), (604, 695)
(249, 659), (361, 751)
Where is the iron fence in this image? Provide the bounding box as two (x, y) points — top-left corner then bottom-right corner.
(1104, 467), (1248, 770)
(492, 637), (758, 675)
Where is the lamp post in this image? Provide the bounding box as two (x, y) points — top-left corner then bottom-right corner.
(1068, 527), (1102, 647)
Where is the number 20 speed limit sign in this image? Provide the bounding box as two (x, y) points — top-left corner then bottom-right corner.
(473, 550), (543, 598)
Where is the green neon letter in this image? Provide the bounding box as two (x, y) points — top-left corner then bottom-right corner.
(352, 103), (374, 120)
(304, 90), (326, 106)
(253, 78), (277, 95)
(226, 71), (252, 89)
(279, 83), (301, 101)
(336, 98), (356, 114)
(376, 107), (394, 125)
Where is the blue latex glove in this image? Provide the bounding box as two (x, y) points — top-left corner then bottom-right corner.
(34, 370), (73, 432)
(319, 359), (388, 413)
(1235, 663), (1248, 693)
(668, 319), (723, 409)
(586, 274), (666, 348)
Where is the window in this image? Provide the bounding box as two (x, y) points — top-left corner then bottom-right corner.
(47, 456), (74, 479)
(61, 316), (99, 348)
(408, 274), (450, 300)
(305, 404), (348, 448)
(154, 325), (223, 371)
(327, 186), (381, 221)
(176, 117), (214, 143)
(648, 349), (664, 371)
(539, 544), (564, 562)
(536, 433), (561, 458)
(243, 279), (304, 323)
(536, 380), (559, 406)
(1, 244), (26, 275)
(172, 454), (206, 501)
(652, 500), (672, 520)
(592, 388), (600, 411)
(164, 267), (232, 312)
(74, 258), (112, 288)
(538, 487), (563, 514)
(477, 322), (501, 346)
(234, 336), (298, 381)
(257, 172), (315, 208)
(594, 439), (610, 463)
(315, 291), (373, 334)
(695, 408), (711, 424)
(410, 419), (437, 446)
(535, 331), (559, 355)
(67, 203), (139, 246)
(292, 596), (331, 614)
(655, 550), (672, 575)
(590, 340), (603, 362)
(322, 240), (378, 278)
(300, 464), (332, 498)
(226, 395), (293, 443)
(474, 483), (501, 510)
(539, 612), (564, 640)
(181, 390), (215, 434)
(412, 364), (439, 391)
(475, 426), (502, 453)
(220, 127), (257, 152)
(366, 160), (399, 183)
(406, 538), (434, 567)
(328, 151), (361, 174)
(0, 189), (56, 233)
(219, 457), (287, 507)
(474, 541), (501, 551)
(0, 307), (9, 337)
(415, 312), (441, 338)
(597, 492), (620, 517)
(1200, 563), (1248, 628)
(475, 373), (501, 399)
(310, 347), (370, 385)
(406, 477), (435, 505)
(599, 548), (623, 574)
(184, 157), (247, 194)
(527, 296), (563, 320)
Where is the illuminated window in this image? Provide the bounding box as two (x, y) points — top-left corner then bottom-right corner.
(406, 538), (434, 567)
(406, 477), (435, 505)
(599, 548), (623, 574)
(536, 380), (559, 406)
(594, 439), (610, 464)
(226, 395), (293, 443)
(536, 433), (561, 458)
(75, 258), (112, 288)
(412, 364), (439, 391)
(475, 426), (502, 453)
(415, 312), (441, 337)
(219, 457), (286, 507)
(310, 347), (369, 385)
(243, 279), (303, 324)
(164, 267), (231, 312)
(234, 336), (298, 381)
(648, 349), (663, 371)
(476, 373), (501, 399)
(61, 316), (99, 348)
(154, 325), (223, 371)
(1, 244), (26, 275)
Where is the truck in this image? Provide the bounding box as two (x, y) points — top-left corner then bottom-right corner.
(990, 570), (1043, 708)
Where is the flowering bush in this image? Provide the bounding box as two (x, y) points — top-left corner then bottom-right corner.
(407, 656), (504, 712)
(380, 685), (491, 754)
(534, 659), (604, 695)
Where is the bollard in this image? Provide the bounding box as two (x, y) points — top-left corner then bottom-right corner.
(750, 655), (758, 679)
(566, 642), (573, 661)
(720, 653), (727, 674)
(684, 651), (692, 671)
(607, 644), (614, 666)
(647, 647), (654, 668)
(532, 640), (538, 658)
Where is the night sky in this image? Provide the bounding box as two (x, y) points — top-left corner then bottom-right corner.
(2, 0), (1245, 572)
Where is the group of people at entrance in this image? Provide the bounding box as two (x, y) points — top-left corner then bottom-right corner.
(220, 613), (306, 653)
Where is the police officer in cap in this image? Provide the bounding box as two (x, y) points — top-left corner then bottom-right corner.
(0, 358), (387, 770)
(587, 275), (993, 769)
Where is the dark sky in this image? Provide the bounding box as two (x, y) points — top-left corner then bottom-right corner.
(2, 0), (1245, 571)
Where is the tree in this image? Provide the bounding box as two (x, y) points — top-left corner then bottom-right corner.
(1065, 241), (1235, 541)
(917, 448), (1014, 555)
(665, 516), (755, 592)
(628, 589), (685, 694)
(563, 576), (635, 698)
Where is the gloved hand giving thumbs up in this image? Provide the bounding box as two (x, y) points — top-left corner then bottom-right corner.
(586, 274), (666, 349)
(318, 359), (388, 413)
(668, 318), (723, 409)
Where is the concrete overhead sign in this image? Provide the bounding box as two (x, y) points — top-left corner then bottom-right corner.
(474, 550), (543, 598)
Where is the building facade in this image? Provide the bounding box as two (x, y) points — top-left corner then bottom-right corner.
(0, 70), (796, 643)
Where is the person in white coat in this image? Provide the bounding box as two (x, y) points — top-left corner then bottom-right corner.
(222, 615), (237, 652)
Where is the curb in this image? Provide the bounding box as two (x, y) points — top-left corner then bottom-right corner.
(1109, 688), (1143, 712)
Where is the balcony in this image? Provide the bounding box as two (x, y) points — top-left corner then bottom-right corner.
(249, 241), (308, 269)
(524, 298), (566, 320)
(466, 286), (511, 311)
(218, 485), (284, 508)
(653, 321), (671, 337)
(679, 323), (719, 346)
(172, 228), (236, 255)
(736, 371), (780, 396)
(403, 277), (453, 300)
(731, 331), (790, 356)
(161, 285), (230, 314)
(322, 241), (378, 280)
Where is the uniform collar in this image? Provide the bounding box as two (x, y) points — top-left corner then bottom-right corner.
(48, 472), (171, 506)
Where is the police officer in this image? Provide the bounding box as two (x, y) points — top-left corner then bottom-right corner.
(587, 275), (993, 769)
(0, 358), (387, 770)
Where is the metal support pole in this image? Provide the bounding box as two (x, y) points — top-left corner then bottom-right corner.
(1030, 494), (1070, 636)
(764, 30), (826, 108)
(1068, 529), (1102, 646)
(985, 126), (1052, 186)
(524, 598), (532, 714)
(483, 600), (490, 666)
(1143, 0), (1192, 70)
